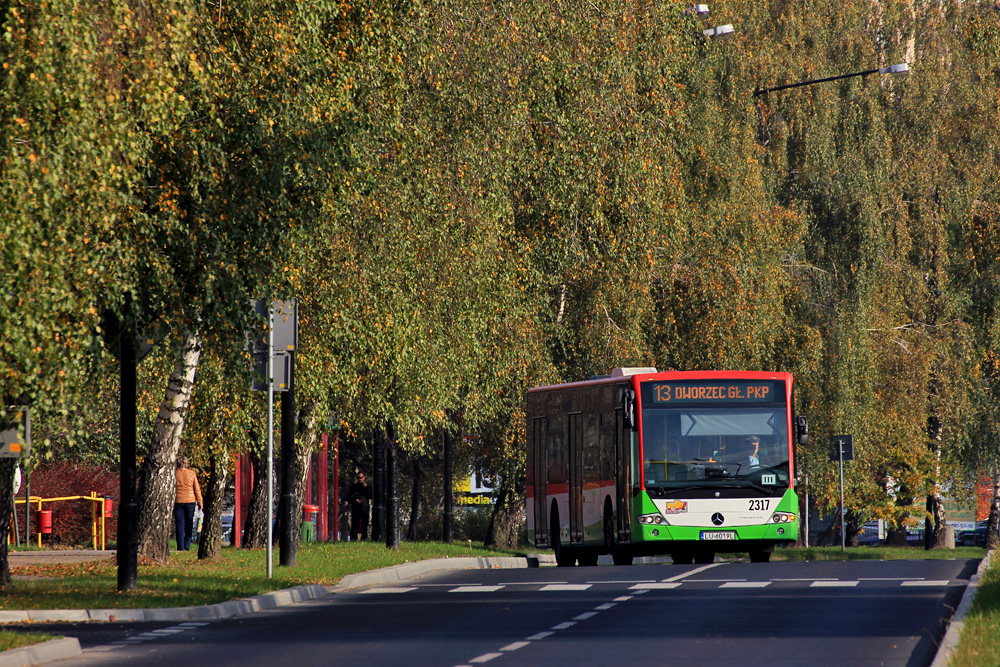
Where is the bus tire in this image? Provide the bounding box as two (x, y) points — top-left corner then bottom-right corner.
(552, 507), (576, 567)
(605, 514), (633, 565)
(672, 550), (694, 565)
(749, 550), (771, 563)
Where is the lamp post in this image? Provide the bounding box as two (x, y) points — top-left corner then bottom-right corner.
(754, 63), (910, 97)
(754, 63), (910, 143)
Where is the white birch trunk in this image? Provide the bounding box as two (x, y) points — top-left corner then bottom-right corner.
(137, 333), (202, 563)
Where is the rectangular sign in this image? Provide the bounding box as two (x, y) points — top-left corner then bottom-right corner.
(643, 381), (783, 405)
(0, 407), (30, 459)
(829, 435), (854, 462)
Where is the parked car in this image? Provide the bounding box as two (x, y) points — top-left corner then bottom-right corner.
(222, 513), (234, 545)
(957, 520), (988, 547)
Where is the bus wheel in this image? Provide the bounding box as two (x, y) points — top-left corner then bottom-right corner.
(749, 550), (771, 563)
(694, 550), (715, 564)
(578, 551), (599, 566)
(606, 515), (633, 565)
(552, 509), (576, 567)
(672, 551), (694, 565)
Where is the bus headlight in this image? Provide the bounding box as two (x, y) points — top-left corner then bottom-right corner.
(639, 513), (668, 525)
(770, 512), (796, 523)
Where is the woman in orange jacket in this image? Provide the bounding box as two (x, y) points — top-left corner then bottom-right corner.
(174, 456), (203, 551)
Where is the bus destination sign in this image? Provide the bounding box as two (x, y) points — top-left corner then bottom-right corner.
(643, 380), (784, 405)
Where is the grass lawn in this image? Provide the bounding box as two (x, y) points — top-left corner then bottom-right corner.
(0, 630), (56, 651)
(4, 541), (521, 610)
(949, 550), (1000, 667)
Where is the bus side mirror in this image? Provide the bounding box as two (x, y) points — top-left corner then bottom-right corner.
(796, 416), (808, 446)
(622, 388), (636, 430)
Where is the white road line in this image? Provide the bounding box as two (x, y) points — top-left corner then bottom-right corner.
(811, 581), (859, 587)
(632, 589), (650, 594)
(859, 578), (922, 581)
(662, 562), (723, 583)
(551, 622), (576, 630)
(901, 580), (951, 586)
(469, 653), (503, 663)
(721, 581), (771, 588)
(449, 585), (505, 593)
(613, 596), (633, 602)
(631, 583), (680, 590)
(688, 579), (747, 583)
(361, 587), (419, 594)
(573, 612), (598, 621)
(526, 631), (554, 640)
(500, 641), (531, 651)
(586, 580), (656, 584)
(594, 603), (617, 610)
(540, 584), (591, 591)
(772, 578), (837, 582)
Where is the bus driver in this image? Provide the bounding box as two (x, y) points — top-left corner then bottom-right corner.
(746, 436), (761, 470)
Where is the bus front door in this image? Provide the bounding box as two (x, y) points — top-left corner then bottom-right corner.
(615, 408), (633, 543)
(532, 417), (548, 547)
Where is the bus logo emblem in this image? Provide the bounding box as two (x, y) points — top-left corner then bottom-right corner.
(663, 500), (688, 514)
(712, 513), (725, 526)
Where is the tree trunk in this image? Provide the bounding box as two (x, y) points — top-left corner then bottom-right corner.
(137, 334), (201, 564)
(242, 446), (270, 548)
(845, 510), (864, 547)
(385, 423), (399, 549)
(294, 400), (320, 545)
(407, 459), (422, 542)
(986, 471), (999, 550)
(371, 432), (384, 542)
(485, 475), (524, 549)
(0, 458), (18, 590)
(198, 448), (229, 560)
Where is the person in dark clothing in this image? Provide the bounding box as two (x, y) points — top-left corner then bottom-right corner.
(347, 472), (372, 541)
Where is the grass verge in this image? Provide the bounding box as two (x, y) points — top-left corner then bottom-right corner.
(949, 550), (1000, 667)
(4, 541), (521, 610)
(772, 545), (987, 561)
(0, 630), (56, 651)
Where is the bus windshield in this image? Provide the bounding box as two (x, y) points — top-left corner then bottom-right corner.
(640, 406), (790, 491)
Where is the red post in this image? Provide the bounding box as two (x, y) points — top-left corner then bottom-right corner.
(233, 453), (254, 548)
(318, 433), (329, 541)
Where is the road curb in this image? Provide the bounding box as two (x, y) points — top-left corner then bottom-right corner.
(929, 549), (994, 667)
(0, 556), (537, 625)
(0, 638), (81, 667)
(330, 555), (532, 592)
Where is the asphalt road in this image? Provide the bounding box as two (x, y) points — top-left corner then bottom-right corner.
(16, 557), (977, 667)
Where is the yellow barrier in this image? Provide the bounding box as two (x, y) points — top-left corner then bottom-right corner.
(12, 492), (109, 549)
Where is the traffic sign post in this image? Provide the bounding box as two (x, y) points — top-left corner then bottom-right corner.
(250, 299), (297, 578)
(829, 435), (853, 552)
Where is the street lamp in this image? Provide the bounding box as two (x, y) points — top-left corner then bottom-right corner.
(754, 62), (911, 97)
(690, 4), (710, 19)
(704, 24), (735, 41)
(754, 62), (910, 144)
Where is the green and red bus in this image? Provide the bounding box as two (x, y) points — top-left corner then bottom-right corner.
(526, 368), (808, 566)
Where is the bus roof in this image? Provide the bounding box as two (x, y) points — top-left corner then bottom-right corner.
(527, 369), (794, 393)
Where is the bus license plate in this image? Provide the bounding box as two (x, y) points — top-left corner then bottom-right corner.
(701, 531), (736, 541)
